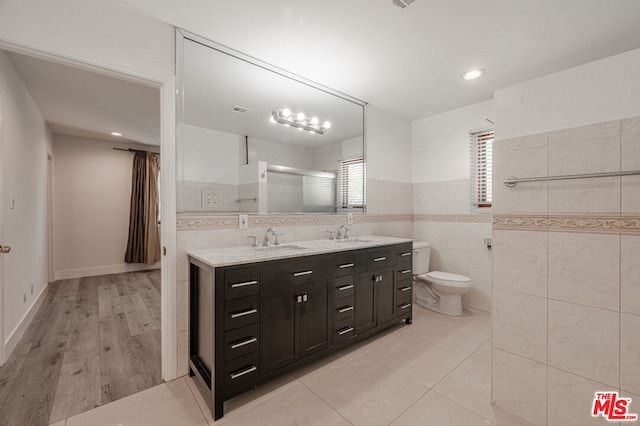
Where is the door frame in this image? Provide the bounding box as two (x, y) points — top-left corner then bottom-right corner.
(0, 38), (178, 379)
(0, 91), (5, 366)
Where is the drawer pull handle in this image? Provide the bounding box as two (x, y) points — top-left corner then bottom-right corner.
(293, 270), (313, 277)
(230, 337), (258, 349)
(230, 280), (258, 288)
(337, 306), (354, 313)
(400, 286), (412, 292)
(230, 308), (258, 319)
(401, 252), (411, 257)
(337, 284), (354, 291)
(373, 257), (386, 262)
(230, 365), (258, 380)
(337, 327), (354, 335)
(400, 269), (412, 274)
(338, 263), (355, 269)
(399, 303), (412, 310)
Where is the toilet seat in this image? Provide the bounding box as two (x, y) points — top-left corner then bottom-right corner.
(426, 271), (471, 282)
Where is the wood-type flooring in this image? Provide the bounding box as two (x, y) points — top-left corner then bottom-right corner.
(0, 270), (161, 426)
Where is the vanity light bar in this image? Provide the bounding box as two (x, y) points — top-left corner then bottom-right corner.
(271, 108), (331, 135)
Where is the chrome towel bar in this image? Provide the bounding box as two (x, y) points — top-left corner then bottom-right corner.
(504, 170), (640, 187)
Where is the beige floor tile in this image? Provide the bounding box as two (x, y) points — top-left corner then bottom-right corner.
(299, 353), (428, 426)
(219, 383), (350, 426)
(65, 378), (208, 426)
(361, 327), (468, 388)
(434, 357), (533, 426)
(410, 307), (491, 354)
(391, 390), (493, 425)
(470, 339), (492, 366)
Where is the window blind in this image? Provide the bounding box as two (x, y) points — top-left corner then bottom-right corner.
(470, 129), (494, 207)
(338, 158), (366, 209)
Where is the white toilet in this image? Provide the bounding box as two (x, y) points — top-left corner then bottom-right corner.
(412, 241), (472, 316)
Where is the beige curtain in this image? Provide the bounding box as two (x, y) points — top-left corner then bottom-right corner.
(125, 151), (161, 264)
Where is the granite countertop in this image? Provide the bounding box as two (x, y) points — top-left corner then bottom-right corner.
(187, 235), (413, 268)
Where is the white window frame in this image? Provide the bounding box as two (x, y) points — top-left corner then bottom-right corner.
(470, 129), (494, 208)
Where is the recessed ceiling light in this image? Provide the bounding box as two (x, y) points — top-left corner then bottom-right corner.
(110, 132), (123, 137)
(461, 69), (484, 80)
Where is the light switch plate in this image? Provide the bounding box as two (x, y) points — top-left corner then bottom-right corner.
(347, 213), (354, 225)
(239, 214), (248, 229)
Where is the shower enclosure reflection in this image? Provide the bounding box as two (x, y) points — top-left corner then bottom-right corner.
(176, 30), (367, 214)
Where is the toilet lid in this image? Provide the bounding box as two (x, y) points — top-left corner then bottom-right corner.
(426, 271), (471, 282)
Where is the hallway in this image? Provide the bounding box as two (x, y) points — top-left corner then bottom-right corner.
(0, 270), (161, 426)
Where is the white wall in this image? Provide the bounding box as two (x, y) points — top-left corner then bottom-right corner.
(53, 135), (160, 279)
(0, 50), (52, 349)
(495, 47), (640, 140)
(412, 99), (493, 183)
(366, 106), (413, 183)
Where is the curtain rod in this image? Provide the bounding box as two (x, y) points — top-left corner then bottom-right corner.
(113, 147), (160, 156)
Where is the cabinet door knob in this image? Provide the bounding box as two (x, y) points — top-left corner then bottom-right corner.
(303, 294), (308, 302)
(296, 295), (302, 303)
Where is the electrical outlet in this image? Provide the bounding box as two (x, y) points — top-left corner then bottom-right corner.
(23, 291), (27, 304)
(202, 190), (216, 208)
(239, 214), (248, 230)
(347, 213), (354, 225)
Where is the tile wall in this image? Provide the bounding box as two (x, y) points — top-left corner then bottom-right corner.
(412, 178), (493, 312)
(491, 117), (640, 425)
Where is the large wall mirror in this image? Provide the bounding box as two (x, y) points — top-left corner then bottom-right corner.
(176, 30), (367, 214)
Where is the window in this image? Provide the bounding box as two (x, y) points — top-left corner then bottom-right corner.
(338, 157), (366, 209)
(470, 129), (494, 207)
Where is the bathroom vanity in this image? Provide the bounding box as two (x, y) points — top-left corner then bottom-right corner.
(187, 236), (413, 419)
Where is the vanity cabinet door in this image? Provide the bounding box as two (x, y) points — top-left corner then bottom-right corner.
(355, 271), (375, 334)
(299, 280), (330, 358)
(376, 267), (396, 325)
(262, 286), (299, 374)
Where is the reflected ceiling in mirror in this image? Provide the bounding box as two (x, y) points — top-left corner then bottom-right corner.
(177, 30), (367, 215)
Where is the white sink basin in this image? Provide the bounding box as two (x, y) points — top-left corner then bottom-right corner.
(333, 238), (372, 244)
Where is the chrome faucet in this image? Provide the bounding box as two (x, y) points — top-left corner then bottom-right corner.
(336, 224), (350, 240)
(263, 227), (276, 246)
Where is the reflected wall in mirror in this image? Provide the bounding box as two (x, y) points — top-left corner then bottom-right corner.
(176, 30), (367, 214)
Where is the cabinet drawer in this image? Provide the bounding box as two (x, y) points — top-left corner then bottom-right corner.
(333, 252), (357, 277)
(397, 301), (413, 314)
(333, 275), (354, 299)
(396, 268), (413, 281)
(224, 296), (260, 331)
(357, 247), (395, 271)
(224, 266), (260, 301)
(224, 323), (260, 361)
(224, 351), (260, 392)
(396, 288), (412, 306)
(395, 245), (413, 270)
(333, 299), (355, 322)
(334, 319), (355, 343)
(263, 255), (332, 289)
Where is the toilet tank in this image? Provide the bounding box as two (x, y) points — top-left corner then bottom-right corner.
(412, 241), (431, 275)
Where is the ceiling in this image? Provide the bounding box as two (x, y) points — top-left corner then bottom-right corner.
(120, 0), (640, 119)
(6, 50), (161, 146)
(5, 0), (640, 147)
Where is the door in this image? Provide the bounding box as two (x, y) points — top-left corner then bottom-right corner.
(376, 268), (395, 325)
(262, 286), (298, 374)
(355, 271), (375, 334)
(0, 94), (4, 365)
(299, 280), (330, 358)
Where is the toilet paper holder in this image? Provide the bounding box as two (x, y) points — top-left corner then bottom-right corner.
(484, 238), (492, 251)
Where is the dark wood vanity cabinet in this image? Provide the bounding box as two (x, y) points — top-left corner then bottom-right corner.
(188, 241), (412, 420)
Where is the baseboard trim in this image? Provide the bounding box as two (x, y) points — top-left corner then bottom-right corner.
(4, 283), (48, 361)
(55, 263), (160, 280)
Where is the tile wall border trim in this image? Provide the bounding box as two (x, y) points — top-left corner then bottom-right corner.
(413, 214), (492, 223)
(493, 214), (640, 235)
(176, 214), (416, 230)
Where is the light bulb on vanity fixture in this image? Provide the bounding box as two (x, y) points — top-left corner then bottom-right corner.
(271, 108), (331, 135)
